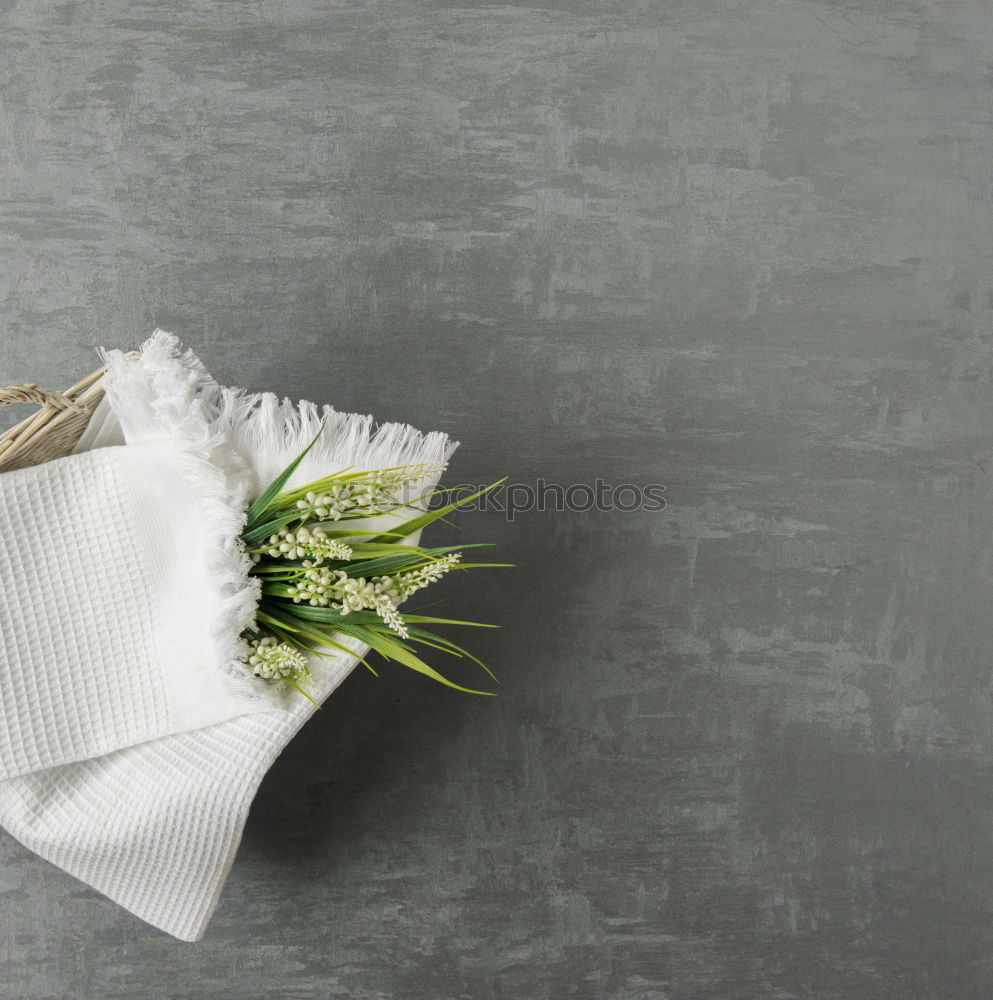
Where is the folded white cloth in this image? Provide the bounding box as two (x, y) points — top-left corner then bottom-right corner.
(0, 349), (272, 782)
(0, 332), (456, 939)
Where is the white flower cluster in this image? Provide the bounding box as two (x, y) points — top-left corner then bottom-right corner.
(336, 575), (407, 637)
(257, 524), (353, 563)
(245, 635), (310, 683)
(286, 567), (408, 637)
(285, 565), (341, 606)
(284, 553), (463, 639)
(396, 552), (462, 597)
(293, 465), (445, 522)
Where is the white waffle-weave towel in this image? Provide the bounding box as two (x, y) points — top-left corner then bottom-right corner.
(0, 332), (455, 939)
(0, 343), (273, 781)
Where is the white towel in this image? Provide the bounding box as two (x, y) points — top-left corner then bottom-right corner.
(0, 332), (456, 939)
(0, 339), (274, 781)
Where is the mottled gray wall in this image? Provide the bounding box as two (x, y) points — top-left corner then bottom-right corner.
(2, 1), (993, 997)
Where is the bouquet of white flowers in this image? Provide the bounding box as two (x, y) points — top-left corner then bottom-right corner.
(239, 448), (505, 699)
(241, 438), (507, 697)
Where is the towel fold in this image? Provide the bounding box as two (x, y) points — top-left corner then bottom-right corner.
(0, 331), (456, 939)
(0, 337), (273, 781)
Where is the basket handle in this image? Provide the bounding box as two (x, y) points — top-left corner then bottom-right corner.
(0, 384), (84, 412)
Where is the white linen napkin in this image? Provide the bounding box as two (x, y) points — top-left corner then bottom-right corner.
(0, 332), (456, 940)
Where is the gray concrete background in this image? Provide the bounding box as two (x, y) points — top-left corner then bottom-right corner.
(1, 1), (992, 997)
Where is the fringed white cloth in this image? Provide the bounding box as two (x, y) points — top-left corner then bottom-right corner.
(0, 341), (272, 781)
(0, 331), (456, 939)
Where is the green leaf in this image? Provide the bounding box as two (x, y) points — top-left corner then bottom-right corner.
(367, 631), (495, 695)
(260, 601), (379, 674)
(244, 420), (326, 531)
(399, 614), (499, 628)
(273, 463), (439, 507)
(367, 479), (507, 543)
(404, 627), (499, 683)
(242, 508), (309, 545)
(279, 604), (349, 624)
(326, 620), (495, 695)
(257, 609), (302, 633)
(315, 528), (408, 539)
(261, 602), (379, 678)
(344, 542), (426, 558)
(341, 544), (484, 579)
(284, 676), (321, 708)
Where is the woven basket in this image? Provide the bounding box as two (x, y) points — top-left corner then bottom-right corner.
(0, 367), (107, 473)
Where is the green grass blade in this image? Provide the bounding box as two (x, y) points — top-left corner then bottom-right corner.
(399, 614), (499, 628)
(257, 609), (302, 633)
(341, 544), (480, 579)
(245, 421), (326, 530)
(368, 479), (507, 543)
(284, 676), (321, 708)
(242, 508), (308, 545)
(405, 627), (498, 683)
(315, 528), (408, 539)
(261, 603), (379, 677)
(328, 621), (495, 695)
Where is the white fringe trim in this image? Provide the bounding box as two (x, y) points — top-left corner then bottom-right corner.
(209, 387), (458, 500)
(100, 332), (262, 689)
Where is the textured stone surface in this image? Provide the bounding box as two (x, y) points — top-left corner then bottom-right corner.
(2, 1), (993, 996)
